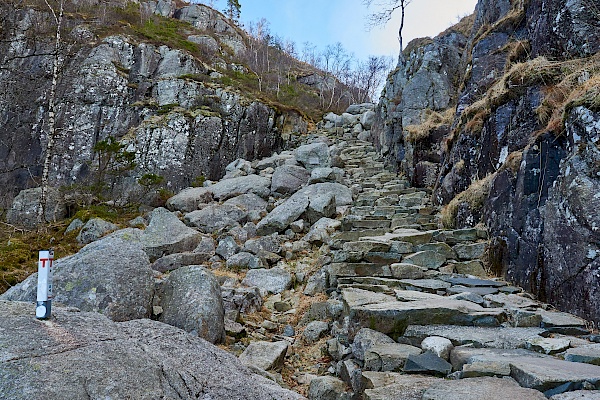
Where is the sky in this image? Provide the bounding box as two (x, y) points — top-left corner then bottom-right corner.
(204, 0), (479, 61)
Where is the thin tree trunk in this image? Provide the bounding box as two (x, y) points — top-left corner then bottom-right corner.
(38, 0), (64, 227)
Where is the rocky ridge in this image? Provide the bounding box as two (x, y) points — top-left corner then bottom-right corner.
(2, 106), (600, 399)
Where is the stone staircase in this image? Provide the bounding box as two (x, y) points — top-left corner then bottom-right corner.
(300, 131), (600, 399)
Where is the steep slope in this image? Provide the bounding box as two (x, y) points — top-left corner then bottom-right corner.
(372, 0), (600, 322)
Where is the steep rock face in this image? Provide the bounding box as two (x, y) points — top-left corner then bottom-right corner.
(528, 0), (600, 58)
(0, 3), (306, 208)
(372, 25), (468, 183)
(542, 107), (600, 322)
(373, 0), (600, 321)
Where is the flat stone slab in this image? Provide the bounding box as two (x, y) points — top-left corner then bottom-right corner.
(550, 390), (600, 399)
(422, 377), (546, 400)
(402, 251), (446, 270)
(348, 300), (506, 336)
(446, 285), (499, 296)
(509, 356), (600, 392)
(363, 373), (442, 400)
(539, 310), (589, 329)
(449, 346), (550, 371)
(390, 263), (427, 280)
(462, 360), (512, 377)
(526, 337), (571, 355)
(565, 344), (600, 365)
(342, 288), (396, 309)
(453, 242), (487, 260)
(398, 279), (451, 293)
(483, 293), (540, 309)
(395, 290), (446, 302)
(329, 262), (392, 278)
(440, 276), (507, 288)
(404, 325), (547, 349)
(362, 229), (435, 245)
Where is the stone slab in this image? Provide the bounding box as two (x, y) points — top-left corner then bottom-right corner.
(404, 325), (547, 349)
(422, 377), (546, 400)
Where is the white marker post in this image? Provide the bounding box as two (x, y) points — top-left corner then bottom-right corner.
(36, 250), (54, 319)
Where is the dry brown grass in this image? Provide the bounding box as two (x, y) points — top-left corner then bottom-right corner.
(441, 173), (495, 228)
(499, 151), (524, 174)
(473, 0), (529, 44)
(456, 54), (600, 141)
(404, 108), (455, 143)
(534, 55), (600, 135)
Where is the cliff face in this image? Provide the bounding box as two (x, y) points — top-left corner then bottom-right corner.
(0, 1), (307, 208)
(373, 0), (600, 322)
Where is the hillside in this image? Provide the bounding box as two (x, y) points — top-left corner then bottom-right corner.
(0, 0), (361, 211)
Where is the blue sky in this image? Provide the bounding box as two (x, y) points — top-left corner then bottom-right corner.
(204, 0), (478, 60)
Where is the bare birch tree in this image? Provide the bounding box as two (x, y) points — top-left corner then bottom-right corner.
(363, 0), (412, 55)
(37, 0), (64, 227)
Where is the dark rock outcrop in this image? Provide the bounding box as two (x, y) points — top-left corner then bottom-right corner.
(371, 0), (600, 322)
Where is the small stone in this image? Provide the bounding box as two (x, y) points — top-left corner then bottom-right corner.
(308, 376), (351, 400)
(303, 321), (329, 343)
(283, 325), (295, 337)
(261, 320), (278, 331)
(216, 236), (240, 259)
(421, 336), (454, 360)
(65, 218), (84, 234)
(352, 328), (396, 361)
(525, 337), (571, 355)
(364, 343), (422, 372)
(239, 341), (289, 371)
(274, 301), (292, 312)
(403, 351), (452, 376)
(241, 267), (292, 296)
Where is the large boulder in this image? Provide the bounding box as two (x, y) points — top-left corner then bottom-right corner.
(158, 265), (225, 344)
(6, 187), (66, 229)
(223, 193), (268, 212)
(256, 192), (310, 236)
(0, 230), (153, 321)
(0, 301), (304, 400)
(209, 175), (271, 200)
(76, 218), (119, 245)
(141, 207), (202, 261)
(184, 204), (248, 233)
(165, 186), (213, 212)
(256, 183), (352, 235)
(242, 268), (293, 296)
(294, 142), (330, 171)
(271, 165), (310, 195)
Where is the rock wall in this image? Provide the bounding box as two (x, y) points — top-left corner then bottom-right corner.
(0, 2), (307, 208)
(372, 0), (600, 322)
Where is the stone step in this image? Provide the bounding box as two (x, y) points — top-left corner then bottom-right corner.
(330, 229), (388, 248)
(351, 219), (392, 230)
(341, 288), (507, 336)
